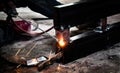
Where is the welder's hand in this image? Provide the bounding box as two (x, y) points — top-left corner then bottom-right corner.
(4, 7), (18, 17)
(4, 1), (18, 17)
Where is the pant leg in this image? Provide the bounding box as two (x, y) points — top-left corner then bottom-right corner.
(13, 0), (27, 7)
(27, 0), (61, 18)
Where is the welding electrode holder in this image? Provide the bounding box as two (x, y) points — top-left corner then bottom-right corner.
(38, 51), (63, 71)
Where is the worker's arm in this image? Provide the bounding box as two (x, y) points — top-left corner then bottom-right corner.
(0, 0), (18, 17)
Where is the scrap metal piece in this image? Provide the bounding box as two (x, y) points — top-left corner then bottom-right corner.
(27, 58), (38, 66)
(27, 56), (47, 66)
(37, 56), (47, 62)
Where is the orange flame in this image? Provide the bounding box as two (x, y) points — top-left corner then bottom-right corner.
(58, 36), (67, 49)
(58, 37), (66, 48)
(56, 29), (70, 49)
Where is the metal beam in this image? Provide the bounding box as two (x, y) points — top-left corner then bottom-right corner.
(54, 0), (120, 30)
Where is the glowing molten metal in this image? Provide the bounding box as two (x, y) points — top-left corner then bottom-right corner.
(58, 36), (67, 48)
(56, 29), (70, 49)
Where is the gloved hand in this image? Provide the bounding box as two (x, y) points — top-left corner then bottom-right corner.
(5, 0), (18, 17)
(4, 7), (18, 17)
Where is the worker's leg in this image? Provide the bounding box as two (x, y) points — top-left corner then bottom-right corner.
(27, 0), (61, 18)
(13, 0), (61, 18)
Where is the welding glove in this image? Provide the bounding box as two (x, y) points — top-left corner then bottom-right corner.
(4, 8), (18, 17)
(3, 0), (18, 17)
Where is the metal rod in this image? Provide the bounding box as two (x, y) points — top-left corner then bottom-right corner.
(15, 48), (22, 56)
(25, 43), (37, 56)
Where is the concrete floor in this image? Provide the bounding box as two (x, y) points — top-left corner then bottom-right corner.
(0, 0), (120, 73)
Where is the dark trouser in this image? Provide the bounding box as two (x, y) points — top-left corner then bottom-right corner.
(14, 0), (61, 18)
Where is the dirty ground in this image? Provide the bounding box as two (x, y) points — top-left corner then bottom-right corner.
(0, 0), (120, 73)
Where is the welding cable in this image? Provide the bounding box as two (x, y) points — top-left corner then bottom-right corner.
(7, 16), (54, 37)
